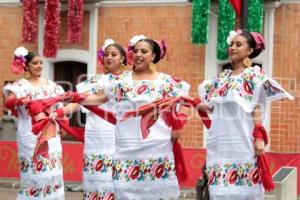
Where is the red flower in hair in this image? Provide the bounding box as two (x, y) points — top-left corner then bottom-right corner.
(11, 56), (26, 75)
(250, 32), (265, 50)
(154, 39), (167, 59)
(126, 49), (133, 65)
(97, 48), (106, 73)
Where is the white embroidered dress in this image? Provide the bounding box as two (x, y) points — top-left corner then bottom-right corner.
(198, 66), (294, 200)
(106, 71), (190, 200)
(3, 78), (65, 200)
(76, 72), (130, 200)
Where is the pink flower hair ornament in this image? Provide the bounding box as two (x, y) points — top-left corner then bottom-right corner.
(250, 32), (265, 50)
(97, 39), (115, 72)
(226, 30), (265, 50)
(127, 35), (168, 60)
(97, 39), (132, 71)
(11, 46), (28, 75)
(154, 39), (167, 59)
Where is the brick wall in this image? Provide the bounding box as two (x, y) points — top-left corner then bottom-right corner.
(271, 4), (300, 152)
(59, 10), (90, 50)
(0, 6), (37, 116)
(0, 3), (299, 152)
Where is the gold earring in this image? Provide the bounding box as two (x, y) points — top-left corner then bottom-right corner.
(23, 71), (31, 79)
(120, 63), (127, 70)
(149, 62), (156, 71)
(243, 57), (252, 68)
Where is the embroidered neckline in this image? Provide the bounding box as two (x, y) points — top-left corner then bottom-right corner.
(131, 71), (163, 82)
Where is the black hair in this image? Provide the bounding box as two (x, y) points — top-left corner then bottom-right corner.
(107, 43), (127, 65)
(239, 29), (263, 59)
(24, 52), (39, 66)
(135, 39), (161, 64)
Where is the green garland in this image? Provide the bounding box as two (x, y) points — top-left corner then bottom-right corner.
(248, 0), (264, 32)
(192, 0), (211, 44)
(217, 0), (235, 60)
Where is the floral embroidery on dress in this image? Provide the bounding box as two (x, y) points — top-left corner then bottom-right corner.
(207, 161), (260, 187)
(202, 66), (284, 103)
(18, 180), (63, 198)
(83, 154), (113, 174)
(84, 190), (115, 200)
(111, 73), (186, 102)
(77, 71), (131, 95)
(30, 84), (64, 99)
(77, 75), (104, 94)
(11, 79), (64, 100)
(19, 152), (62, 174)
(108, 70), (130, 81)
(112, 157), (176, 182)
(263, 80), (284, 98)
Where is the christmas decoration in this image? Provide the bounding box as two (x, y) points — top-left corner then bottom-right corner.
(248, 0), (264, 33)
(22, 0), (38, 43)
(43, 0), (61, 58)
(67, 0), (84, 43)
(192, 0), (211, 44)
(217, 0), (235, 60)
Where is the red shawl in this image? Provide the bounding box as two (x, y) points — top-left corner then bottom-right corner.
(253, 124), (275, 191)
(121, 96), (211, 183)
(26, 92), (116, 164)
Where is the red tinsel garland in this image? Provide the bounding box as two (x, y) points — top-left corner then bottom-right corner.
(43, 0), (61, 58)
(22, 0), (38, 43)
(67, 0), (84, 43)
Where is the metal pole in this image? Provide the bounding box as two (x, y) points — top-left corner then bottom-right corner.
(241, 0), (248, 29)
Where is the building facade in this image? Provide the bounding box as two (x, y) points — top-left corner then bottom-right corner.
(0, 0), (299, 152)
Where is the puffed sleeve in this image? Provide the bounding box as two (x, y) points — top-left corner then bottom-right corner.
(253, 65), (294, 104)
(76, 74), (104, 95)
(3, 79), (30, 98)
(103, 71), (132, 101)
(162, 74), (190, 97)
(198, 79), (215, 109)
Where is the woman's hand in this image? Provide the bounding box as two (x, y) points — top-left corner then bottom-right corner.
(35, 112), (48, 121)
(80, 91), (108, 105)
(19, 97), (31, 106)
(197, 102), (213, 114)
(254, 138), (265, 156)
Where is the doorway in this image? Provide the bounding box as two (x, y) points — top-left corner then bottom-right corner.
(54, 61), (87, 127)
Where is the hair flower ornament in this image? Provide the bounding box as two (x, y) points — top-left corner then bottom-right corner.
(102, 39), (115, 51)
(15, 46), (29, 57)
(129, 35), (147, 47)
(11, 46), (29, 75)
